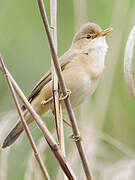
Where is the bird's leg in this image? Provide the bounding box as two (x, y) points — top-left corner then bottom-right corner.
(41, 96), (53, 105)
(41, 89), (72, 127)
(52, 110), (71, 127)
(63, 119), (71, 127)
(41, 89), (71, 106)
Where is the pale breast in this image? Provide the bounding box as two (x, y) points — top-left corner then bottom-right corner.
(60, 41), (107, 109)
(62, 62), (99, 109)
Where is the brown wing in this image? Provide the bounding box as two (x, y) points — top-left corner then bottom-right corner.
(22, 48), (78, 110)
(27, 70), (52, 103)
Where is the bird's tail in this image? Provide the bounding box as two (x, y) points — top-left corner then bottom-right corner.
(2, 94), (53, 149)
(2, 107), (35, 149)
(2, 121), (24, 148)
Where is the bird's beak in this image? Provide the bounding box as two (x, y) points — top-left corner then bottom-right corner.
(100, 27), (113, 37)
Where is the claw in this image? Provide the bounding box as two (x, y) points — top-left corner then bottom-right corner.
(69, 134), (82, 142)
(59, 89), (71, 101)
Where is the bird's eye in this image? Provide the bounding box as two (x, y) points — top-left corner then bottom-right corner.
(86, 34), (91, 39)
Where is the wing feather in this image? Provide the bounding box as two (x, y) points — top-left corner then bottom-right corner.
(22, 48), (78, 110)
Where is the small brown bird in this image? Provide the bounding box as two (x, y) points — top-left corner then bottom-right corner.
(2, 22), (112, 148)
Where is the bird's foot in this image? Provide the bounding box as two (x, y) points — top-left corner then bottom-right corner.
(69, 134), (82, 142)
(41, 89), (71, 106)
(59, 89), (71, 101)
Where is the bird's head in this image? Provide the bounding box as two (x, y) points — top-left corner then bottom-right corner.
(72, 22), (112, 52)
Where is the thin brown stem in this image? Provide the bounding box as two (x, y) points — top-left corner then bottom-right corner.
(50, 0), (65, 152)
(37, 0), (93, 179)
(0, 55), (78, 180)
(50, 1), (66, 179)
(0, 56), (50, 180)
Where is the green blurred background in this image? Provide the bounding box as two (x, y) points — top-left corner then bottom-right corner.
(0, 0), (135, 179)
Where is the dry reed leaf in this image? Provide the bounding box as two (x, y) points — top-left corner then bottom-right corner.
(124, 25), (135, 101)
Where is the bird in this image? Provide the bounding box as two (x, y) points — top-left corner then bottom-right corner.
(2, 22), (112, 148)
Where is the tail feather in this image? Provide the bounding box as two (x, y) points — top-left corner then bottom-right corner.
(2, 122), (23, 149)
(2, 95), (52, 149)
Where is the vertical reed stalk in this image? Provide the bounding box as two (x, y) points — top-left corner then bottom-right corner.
(37, 0), (94, 179)
(50, 0), (66, 179)
(50, 0), (65, 155)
